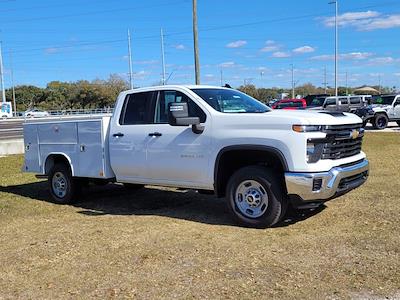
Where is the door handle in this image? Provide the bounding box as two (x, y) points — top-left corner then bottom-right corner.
(148, 132), (162, 137)
(113, 132), (124, 137)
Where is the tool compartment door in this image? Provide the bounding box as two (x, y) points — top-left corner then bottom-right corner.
(23, 124), (41, 173)
(77, 120), (105, 178)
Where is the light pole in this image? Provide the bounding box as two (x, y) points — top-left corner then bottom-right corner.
(329, 1), (338, 97)
(192, 0), (200, 85)
(290, 64), (295, 99)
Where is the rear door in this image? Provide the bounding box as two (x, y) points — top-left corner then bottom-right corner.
(145, 90), (212, 187)
(109, 91), (156, 182)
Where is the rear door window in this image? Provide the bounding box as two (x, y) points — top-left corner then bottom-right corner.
(119, 92), (155, 125)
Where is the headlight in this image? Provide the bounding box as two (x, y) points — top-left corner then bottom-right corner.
(292, 125), (325, 132)
(307, 140), (324, 163)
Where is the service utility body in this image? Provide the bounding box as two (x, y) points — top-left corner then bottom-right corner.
(23, 85), (369, 228)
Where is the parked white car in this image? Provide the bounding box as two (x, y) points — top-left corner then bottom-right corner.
(24, 109), (50, 118)
(22, 85), (369, 228)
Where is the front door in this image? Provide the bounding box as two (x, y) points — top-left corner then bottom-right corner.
(109, 91), (156, 182)
(145, 90), (212, 187)
(393, 97), (400, 119)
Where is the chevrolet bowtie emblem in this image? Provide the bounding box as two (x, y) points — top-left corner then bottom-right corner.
(350, 129), (360, 139)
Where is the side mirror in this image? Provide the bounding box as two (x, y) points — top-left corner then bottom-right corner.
(168, 102), (204, 134)
(168, 102), (200, 126)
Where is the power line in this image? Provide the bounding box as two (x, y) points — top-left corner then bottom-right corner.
(0, 1), (188, 24)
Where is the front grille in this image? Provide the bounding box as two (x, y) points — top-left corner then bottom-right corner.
(321, 123), (364, 160)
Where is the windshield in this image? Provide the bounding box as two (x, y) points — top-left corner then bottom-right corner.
(371, 95), (395, 105)
(191, 88), (270, 113)
(309, 97), (326, 107)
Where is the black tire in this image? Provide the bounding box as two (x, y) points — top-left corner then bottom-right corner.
(226, 166), (287, 228)
(48, 163), (81, 204)
(373, 114), (388, 130)
(123, 183), (145, 191)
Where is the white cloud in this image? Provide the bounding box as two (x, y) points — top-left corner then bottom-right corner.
(342, 52), (373, 60)
(226, 40), (247, 48)
(311, 52), (372, 61)
(322, 10), (400, 31)
(323, 11), (380, 27)
(133, 59), (158, 65)
(272, 51), (291, 58)
(260, 40), (280, 52)
(134, 70), (151, 80)
(257, 66), (268, 72)
(175, 44), (185, 50)
(362, 14), (400, 30)
(219, 61), (236, 68)
(368, 57), (396, 65)
(293, 46), (315, 54)
(45, 47), (59, 54)
(204, 74), (215, 78)
(395, 73), (400, 76)
(368, 73), (383, 77)
(261, 45), (280, 52)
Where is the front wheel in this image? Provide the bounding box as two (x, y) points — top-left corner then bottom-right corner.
(373, 114), (388, 130)
(226, 166), (287, 228)
(48, 163), (81, 204)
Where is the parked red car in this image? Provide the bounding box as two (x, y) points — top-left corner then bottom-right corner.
(272, 99), (307, 110)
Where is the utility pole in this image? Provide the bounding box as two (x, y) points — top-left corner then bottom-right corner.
(127, 29), (134, 89)
(192, 0), (200, 84)
(10, 51), (16, 116)
(323, 66), (328, 94)
(378, 75), (381, 94)
(0, 42), (6, 102)
(329, 1), (338, 97)
(160, 28), (166, 85)
(291, 64), (295, 99)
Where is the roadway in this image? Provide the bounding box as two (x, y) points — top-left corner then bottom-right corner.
(0, 119), (24, 140)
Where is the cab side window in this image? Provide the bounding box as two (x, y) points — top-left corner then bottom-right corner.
(154, 90), (206, 124)
(350, 97), (361, 105)
(119, 92), (154, 125)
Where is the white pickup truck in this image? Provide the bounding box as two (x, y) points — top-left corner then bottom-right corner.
(23, 85), (369, 228)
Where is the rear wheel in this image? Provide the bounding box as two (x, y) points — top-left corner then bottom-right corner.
(373, 114), (388, 130)
(48, 163), (81, 204)
(226, 166), (287, 228)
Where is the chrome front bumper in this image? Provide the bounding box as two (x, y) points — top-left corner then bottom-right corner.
(284, 159), (369, 202)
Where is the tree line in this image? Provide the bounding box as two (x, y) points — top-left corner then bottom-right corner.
(4, 75), (396, 111)
(5, 74), (129, 112)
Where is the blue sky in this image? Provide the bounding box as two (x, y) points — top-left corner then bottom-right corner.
(1, 0), (400, 89)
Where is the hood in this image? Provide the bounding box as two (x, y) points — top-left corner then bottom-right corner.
(267, 109), (362, 126)
(370, 104), (391, 111)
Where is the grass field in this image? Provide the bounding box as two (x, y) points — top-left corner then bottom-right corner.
(0, 133), (399, 299)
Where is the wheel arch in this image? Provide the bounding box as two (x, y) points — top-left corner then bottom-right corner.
(44, 153), (74, 176)
(214, 145), (288, 197)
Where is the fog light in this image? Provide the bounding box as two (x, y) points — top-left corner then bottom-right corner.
(312, 178), (323, 191)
